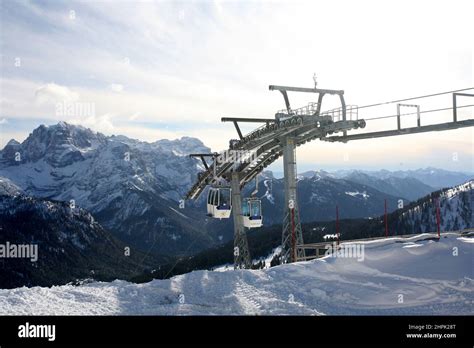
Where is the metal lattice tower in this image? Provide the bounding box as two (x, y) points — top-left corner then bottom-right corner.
(280, 137), (305, 263)
(230, 171), (251, 269)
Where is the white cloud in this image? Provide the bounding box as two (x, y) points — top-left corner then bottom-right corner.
(69, 113), (115, 134)
(1, 0), (473, 170)
(109, 84), (124, 93)
(129, 112), (141, 121)
(35, 83), (79, 105)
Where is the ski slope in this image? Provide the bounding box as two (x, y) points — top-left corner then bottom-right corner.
(0, 233), (472, 315)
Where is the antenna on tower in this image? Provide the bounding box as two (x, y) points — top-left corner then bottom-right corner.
(313, 73), (318, 89)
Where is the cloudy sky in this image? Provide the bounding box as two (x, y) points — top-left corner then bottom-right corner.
(0, 0), (473, 173)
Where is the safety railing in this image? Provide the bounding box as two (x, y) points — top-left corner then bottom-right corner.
(320, 105), (358, 122)
(277, 102), (320, 117)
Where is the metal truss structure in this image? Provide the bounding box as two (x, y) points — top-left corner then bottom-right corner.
(187, 83), (474, 269)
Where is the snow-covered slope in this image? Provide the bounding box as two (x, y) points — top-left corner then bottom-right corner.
(397, 180), (473, 233)
(0, 177), (23, 196)
(0, 184), (155, 288)
(1, 232), (471, 315)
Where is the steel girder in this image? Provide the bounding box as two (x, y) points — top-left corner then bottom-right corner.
(186, 115), (365, 200)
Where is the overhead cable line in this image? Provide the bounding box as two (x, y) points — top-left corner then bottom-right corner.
(356, 88), (474, 110)
(363, 104), (474, 121)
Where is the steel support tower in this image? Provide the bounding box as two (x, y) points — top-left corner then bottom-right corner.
(281, 137), (305, 263)
(187, 82), (474, 269)
(230, 171), (251, 268)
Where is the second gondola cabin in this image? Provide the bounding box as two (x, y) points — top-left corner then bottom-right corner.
(242, 198), (263, 228)
(207, 187), (232, 219)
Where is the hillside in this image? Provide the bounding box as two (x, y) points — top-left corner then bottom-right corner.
(0, 232), (471, 315)
(0, 181), (161, 289)
(146, 179), (473, 277)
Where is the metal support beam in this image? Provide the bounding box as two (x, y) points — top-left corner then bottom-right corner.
(280, 137), (305, 264)
(453, 93), (474, 122)
(189, 153), (216, 173)
(199, 156), (210, 171)
(322, 119), (474, 142)
(269, 84), (346, 130)
(230, 171), (251, 269)
(453, 93), (457, 122)
(417, 105), (421, 127)
(232, 121), (243, 140)
(280, 90), (292, 114)
(339, 93), (347, 137)
(269, 85), (344, 96)
(221, 117), (275, 123)
(315, 92), (324, 116)
(397, 104), (401, 130)
(397, 103), (420, 129)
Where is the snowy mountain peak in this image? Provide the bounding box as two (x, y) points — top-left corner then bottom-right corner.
(5, 139), (20, 147)
(1, 139), (22, 162)
(2, 122), (107, 167)
(0, 176), (23, 196)
(297, 170), (334, 181)
(0, 122), (215, 256)
(153, 136), (209, 156)
(57, 120), (69, 128)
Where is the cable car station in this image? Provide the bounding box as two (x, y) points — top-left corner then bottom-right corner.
(187, 81), (474, 269)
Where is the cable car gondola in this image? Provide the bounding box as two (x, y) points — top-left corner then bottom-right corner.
(242, 197), (263, 228)
(207, 187), (232, 219)
(242, 175), (263, 228)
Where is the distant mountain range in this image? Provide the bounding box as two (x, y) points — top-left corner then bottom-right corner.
(249, 171), (407, 225)
(0, 122), (222, 257)
(0, 122), (472, 287)
(0, 122), (471, 256)
(148, 180), (473, 278)
(330, 168), (473, 190)
(248, 166), (471, 224)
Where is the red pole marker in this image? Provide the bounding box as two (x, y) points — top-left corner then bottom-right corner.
(436, 198), (441, 238)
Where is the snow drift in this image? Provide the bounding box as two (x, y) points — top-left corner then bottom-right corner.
(0, 232), (472, 315)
